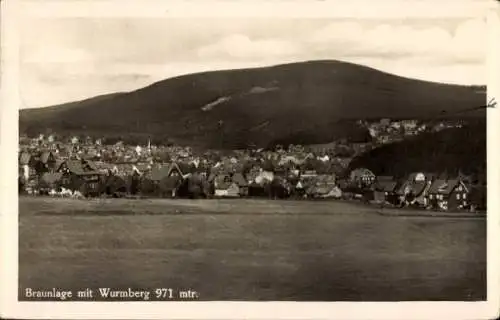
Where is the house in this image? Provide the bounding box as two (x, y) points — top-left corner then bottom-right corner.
(306, 175), (341, 199)
(19, 151), (35, 182)
(401, 120), (418, 130)
(396, 172), (434, 207)
(427, 179), (470, 211)
(56, 159), (103, 195)
(214, 174), (240, 197)
(19, 150), (57, 191)
(349, 168), (376, 187)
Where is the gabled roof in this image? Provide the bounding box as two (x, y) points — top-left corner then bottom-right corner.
(93, 161), (114, 172)
(40, 172), (63, 185)
(64, 160), (86, 175)
(428, 179), (462, 195)
(60, 160), (101, 176)
(150, 165), (171, 181)
(111, 163), (140, 176)
(83, 160), (99, 172)
(350, 167), (375, 178)
(168, 162), (191, 176)
(374, 180), (398, 192)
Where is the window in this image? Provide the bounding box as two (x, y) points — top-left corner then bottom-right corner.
(456, 193), (460, 200)
(463, 193), (467, 199)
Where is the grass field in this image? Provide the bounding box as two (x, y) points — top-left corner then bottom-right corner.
(19, 196), (486, 301)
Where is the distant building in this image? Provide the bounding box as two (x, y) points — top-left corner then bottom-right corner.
(391, 122), (402, 130)
(380, 118), (391, 126)
(401, 119), (418, 128)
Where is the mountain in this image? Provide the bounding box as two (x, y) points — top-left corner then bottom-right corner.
(347, 119), (486, 180)
(19, 60), (486, 149)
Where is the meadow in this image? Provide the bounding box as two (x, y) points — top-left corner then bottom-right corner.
(19, 196), (486, 301)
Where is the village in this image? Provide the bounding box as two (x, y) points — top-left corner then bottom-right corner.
(18, 118), (486, 213)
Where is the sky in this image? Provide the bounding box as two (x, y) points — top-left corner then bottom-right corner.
(18, 0), (490, 109)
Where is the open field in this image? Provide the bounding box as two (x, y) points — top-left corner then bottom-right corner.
(19, 196), (486, 301)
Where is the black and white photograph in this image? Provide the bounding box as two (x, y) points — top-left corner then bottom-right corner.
(1, 0), (499, 319)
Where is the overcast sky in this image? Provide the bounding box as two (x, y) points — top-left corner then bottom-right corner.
(18, 0), (489, 108)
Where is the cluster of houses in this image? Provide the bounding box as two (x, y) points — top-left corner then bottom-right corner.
(18, 145), (486, 212)
(362, 118), (465, 145)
